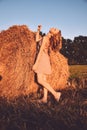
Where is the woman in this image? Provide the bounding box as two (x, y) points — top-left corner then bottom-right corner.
(33, 26), (62, 103)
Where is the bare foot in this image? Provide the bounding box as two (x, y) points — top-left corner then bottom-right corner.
(37, 98), (47, 104)
(54, 92), (61, 102)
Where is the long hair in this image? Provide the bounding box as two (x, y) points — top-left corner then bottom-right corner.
(49, 31), (62, 52)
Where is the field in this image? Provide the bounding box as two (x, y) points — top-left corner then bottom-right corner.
(0, 65), (87, 130)
(69, 65), (87, 78)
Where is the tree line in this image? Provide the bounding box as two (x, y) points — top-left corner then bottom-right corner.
(60, 36), (87, 65)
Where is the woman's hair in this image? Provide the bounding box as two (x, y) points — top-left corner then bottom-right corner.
(49, 30), (62, 52)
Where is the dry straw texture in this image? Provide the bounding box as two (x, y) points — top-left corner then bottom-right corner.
(47, 50), (69, 90)
(0, 25), (69, 99)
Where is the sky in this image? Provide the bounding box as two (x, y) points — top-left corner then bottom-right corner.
(0, 0), (87, 39)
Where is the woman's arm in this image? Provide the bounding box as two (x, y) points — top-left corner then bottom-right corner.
(36, 25), (42, 42)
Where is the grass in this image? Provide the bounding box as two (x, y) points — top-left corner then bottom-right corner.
(69, 65), (87, 78)
(0, 65), (87, 130)
(0, 89), (87, 130)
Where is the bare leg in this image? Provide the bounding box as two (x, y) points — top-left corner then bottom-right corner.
(42, 75), (48, 102)
(39, 88), (48, 103)
(37, 73), (61, 102)
(38, 75), (48, 103)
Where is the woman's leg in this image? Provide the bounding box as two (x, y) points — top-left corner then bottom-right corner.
(42, 75), (48, 102)
(37, 73), (61, 101)
(40, 88), (48, 103)
(38, 74), (48, 103)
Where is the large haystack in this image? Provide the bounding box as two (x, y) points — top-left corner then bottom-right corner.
(47, 50), (69, 90)
(0, 25), (69, 99)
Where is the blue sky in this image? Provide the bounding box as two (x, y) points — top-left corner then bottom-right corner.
(0, 0), (87, 39)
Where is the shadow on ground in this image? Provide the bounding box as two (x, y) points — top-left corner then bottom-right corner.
(0, 88), (87, 130)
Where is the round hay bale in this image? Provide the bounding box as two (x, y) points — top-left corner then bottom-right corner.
(0, 25), (69, 99)
(0, 25), (38, 99)
(47, 51), (69, 90)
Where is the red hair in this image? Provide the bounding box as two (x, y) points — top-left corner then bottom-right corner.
(50, 30), (62, 52)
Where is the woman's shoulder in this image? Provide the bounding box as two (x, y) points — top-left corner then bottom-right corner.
(42, 35), (49, 42)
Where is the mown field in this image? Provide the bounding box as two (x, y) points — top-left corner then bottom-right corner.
(69, 65), (87, 78)
(0, 65), (87, 130)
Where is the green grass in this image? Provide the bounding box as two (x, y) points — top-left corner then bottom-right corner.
(69, 65), (87, 78)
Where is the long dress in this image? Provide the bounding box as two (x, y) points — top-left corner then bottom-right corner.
(34, 36), (52, 74)
(33, 36), (69, 90)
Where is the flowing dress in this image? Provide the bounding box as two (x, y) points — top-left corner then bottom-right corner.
(34, 36), (52, 74)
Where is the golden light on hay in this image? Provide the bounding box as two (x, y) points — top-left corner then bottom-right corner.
(0, 25), (69, 99)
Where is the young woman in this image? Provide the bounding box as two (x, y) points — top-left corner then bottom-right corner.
(33, 26), (62, 103)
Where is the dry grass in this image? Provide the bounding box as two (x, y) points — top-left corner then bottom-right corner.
(0, 88), (87, 130)
(70, 65), (87, 78)
(0, 25), (39, 99)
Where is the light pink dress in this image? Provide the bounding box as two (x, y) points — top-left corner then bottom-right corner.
(34, 36), (52, 74)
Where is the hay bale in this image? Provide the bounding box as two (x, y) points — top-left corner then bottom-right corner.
(0, 25), (69, 99)
(0, 25), (38, 99)
(47, 51), (69, 90)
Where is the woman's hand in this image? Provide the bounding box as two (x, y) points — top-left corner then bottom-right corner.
(37, 25), (42, 31)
